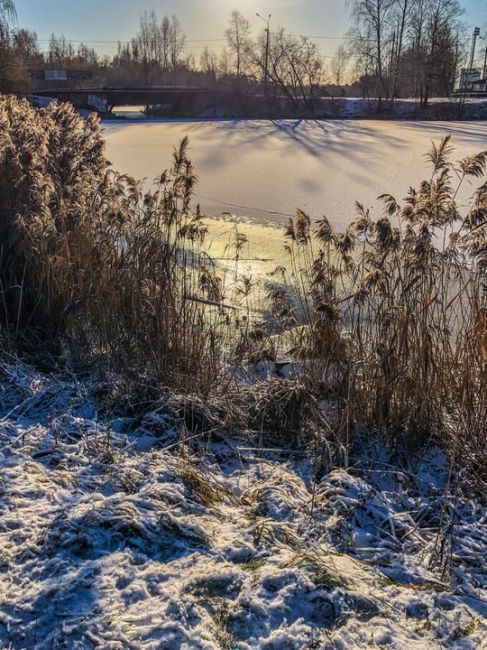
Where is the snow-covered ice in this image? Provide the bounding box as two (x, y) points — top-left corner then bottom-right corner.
(0, 360), (486, 648)
(103, 119), (487, 229)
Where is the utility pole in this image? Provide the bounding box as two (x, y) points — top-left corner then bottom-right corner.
(467, 27), (481, 82)
(461, 27), (481, 92)
(483, 45), (487, 81)
(256, 13), (271, 96)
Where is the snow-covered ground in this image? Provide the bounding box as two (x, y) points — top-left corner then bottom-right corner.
(1, 361), (485, 649)
(103, 119), (487, 229)
(336, 97), (487, 118)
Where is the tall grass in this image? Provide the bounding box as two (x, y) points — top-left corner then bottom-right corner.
(0, 96), (225, 392)
(271, 137), (487, 476)
(1, 96), (486, 475)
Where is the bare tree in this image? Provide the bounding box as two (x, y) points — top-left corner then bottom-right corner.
(347, 0), (463, 106)
(13, 28), (41, 65)
(200, 46), (218, 81)
(347, 0), (396, 107)
(331, 44), (350, 87)
(422, 0), (464, 105)
(219, 47), (231, 77)
(0, 0), (16, 25)
(170, 14), (186, 70)
(400, 0), (463, 105)
(137, 11), (159, 64)
(390, 0), (412, 98)
(48, 34), (76, 66)
(161, 16), (171, 70)
(225, 10), (251, 80)
(77, 43), (99, 68)
(0, 0), (31, 93)
(130, 12), (186, 72)
(252, 27), (325, 112)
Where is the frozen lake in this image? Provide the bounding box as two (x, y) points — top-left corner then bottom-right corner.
(103, 119), (487, 229)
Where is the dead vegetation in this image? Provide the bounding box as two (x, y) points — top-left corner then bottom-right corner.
(1, 96), (487, 480)
(0, 357), (485, 648)
(0, 95), (224, 392)
(265, 136), (487, 479)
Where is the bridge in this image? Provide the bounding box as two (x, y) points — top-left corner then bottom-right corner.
(35, 86), (224, 115)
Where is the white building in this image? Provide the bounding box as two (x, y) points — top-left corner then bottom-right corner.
(471, 77), (487, 93)
(456, 68), (481, 92)
(44, 70), (68, 82)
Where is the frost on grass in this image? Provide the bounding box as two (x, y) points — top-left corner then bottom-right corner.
(0, 361), (485, 649)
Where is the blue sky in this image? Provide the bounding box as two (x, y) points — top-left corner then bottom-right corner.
(13, 0), (487, 60)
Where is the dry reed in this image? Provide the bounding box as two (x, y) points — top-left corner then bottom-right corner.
(1, 96), (486, 476)
(0, 96), (226, 393)
(269, 136), (487, 477)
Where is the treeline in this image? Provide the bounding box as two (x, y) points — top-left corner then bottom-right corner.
(349, 0), (466, 107)
(0, 0), (473, 108)
(110, 12), (188, 86)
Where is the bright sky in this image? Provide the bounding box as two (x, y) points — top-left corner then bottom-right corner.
(13, 0), (487, 61)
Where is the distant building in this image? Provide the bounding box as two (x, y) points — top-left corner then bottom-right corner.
(29, 69), (94, 89)
(456, 68), (481, 92)
(471, 77), (487, 93)
(44, 70), (68, 82)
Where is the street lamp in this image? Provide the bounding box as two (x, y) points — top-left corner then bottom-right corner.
(256, 12), (271, 95)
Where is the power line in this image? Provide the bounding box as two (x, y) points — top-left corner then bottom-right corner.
(32, 32), (367, 60)
(293, 34), (348, 40)
(37, 44), (225, 52)
(35, 38), (227, 44)
(36, 46), (347, 59)
(34, 33), (357, 46)
(31, 34), (375, 60)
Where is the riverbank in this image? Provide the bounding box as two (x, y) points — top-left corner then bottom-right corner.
(106, 97), (487, 122)
(1, 95), (486, 649)
(1, 358), (485, 649)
